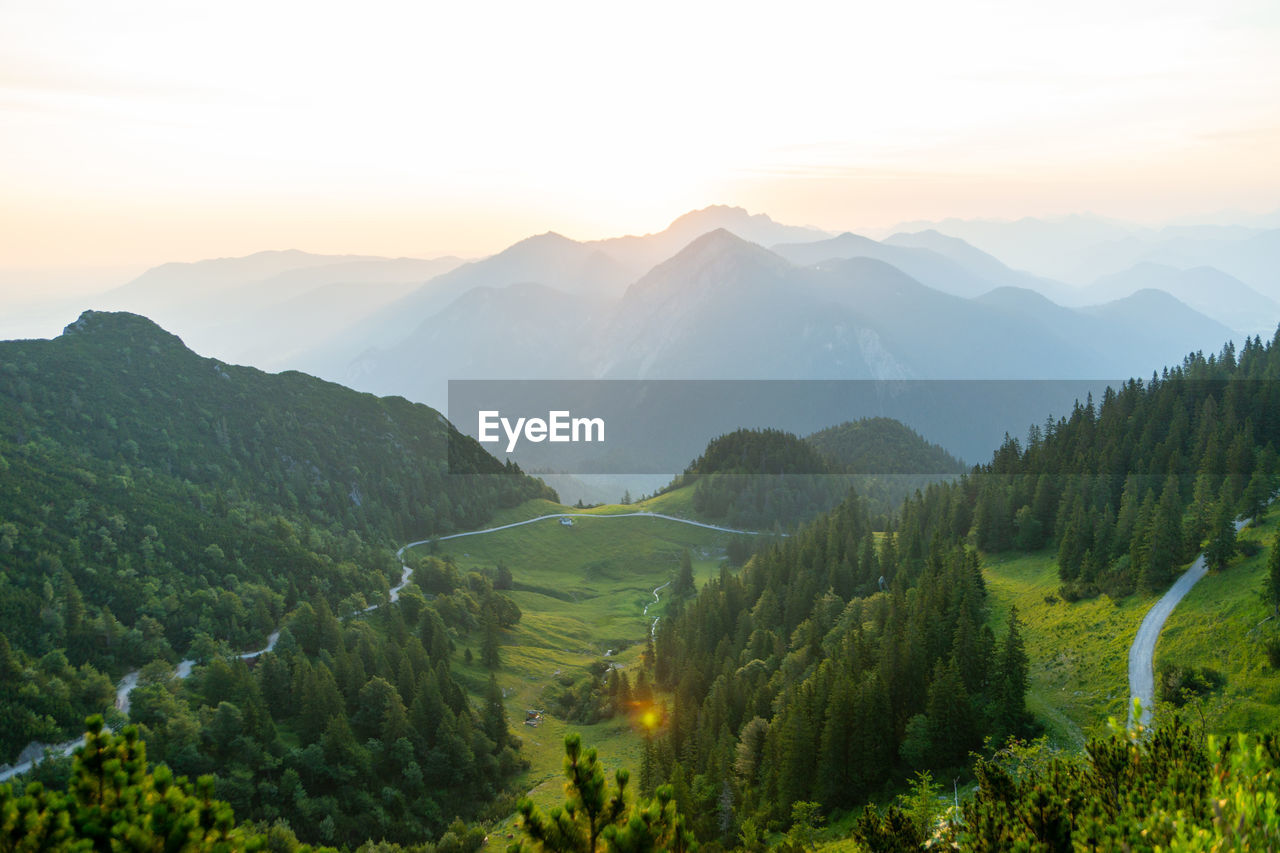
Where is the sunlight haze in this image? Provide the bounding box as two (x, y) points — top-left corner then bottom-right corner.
(2, 0), (1278, 275)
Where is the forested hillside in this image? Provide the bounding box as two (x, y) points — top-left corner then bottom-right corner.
(663, 422), (964, 529)
(954, 334), (1280, 599)
(647, 493), (1031, 844)
(0, 311), (550, 772)
(121, 553), (523, 846)
(807, 417), (963, 476)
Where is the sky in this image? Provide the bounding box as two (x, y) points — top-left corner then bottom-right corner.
(2, 0), (1279, 283)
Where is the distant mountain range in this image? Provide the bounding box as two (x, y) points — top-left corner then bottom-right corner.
(888, 212), (1280, 311)
(14, 205), (1268, 433)
(351, 228), (1235, 410)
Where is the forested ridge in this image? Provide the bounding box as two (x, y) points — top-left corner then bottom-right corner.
(956, 333), (1280, 598)
(806, 417), (963, 476)
(0, 312), (548, 808)
(664, 422), (965, 530)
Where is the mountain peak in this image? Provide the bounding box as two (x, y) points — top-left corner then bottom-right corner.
(687, 226), (750, 249)
(513, 230), (579, 247)
(62, 310), (187, 350)
(658, 205), (831, 248)
(667, 205), (755, 229)
(625, 228), (793, 300)
(669, 228), (784, 266)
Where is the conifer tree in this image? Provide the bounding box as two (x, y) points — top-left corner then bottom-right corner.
(996, 607), (1030, 734)
(674, 550), (696, 597)
(1205, 503), (1238, 572)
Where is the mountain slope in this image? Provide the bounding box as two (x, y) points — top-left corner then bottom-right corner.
(348, 281), (607, 402)
(101, 249), (389, 307)
(1078, 263), (1280, 334)
(772, 231), (1002, 298)
(592, 229), (894, 380)
(97, 252), (463, 369)
(886, 213), (1141, 283)
(593, 204), (830, 278)
(806, 417), (965, 474)
(298, 232), (631, 383)
(884, 229), (1077, 301)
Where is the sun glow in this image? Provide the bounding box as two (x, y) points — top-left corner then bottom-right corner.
(1, 0), (1278, 271)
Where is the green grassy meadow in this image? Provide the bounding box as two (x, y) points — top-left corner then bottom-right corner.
(415, 498), (731, 819)
(981, 552), (1157, 747)
(1156, 512), (1280, 736)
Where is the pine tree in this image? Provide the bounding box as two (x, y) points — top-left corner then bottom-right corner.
(1129, 489), (1157, 587)
(1241, 468), (1271, 522)
(1204, 503), (1238, 572)
(995, 607), (1030, 734)
(512, 733), (628, 852)
(925, 657), (974, 767)
(1142, 477), (1183, 593)
(674, 551), (695, 597)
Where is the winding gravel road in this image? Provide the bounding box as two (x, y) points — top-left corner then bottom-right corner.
(0, 563), (413, 783)
(1128, 518), (1248, 727)
(399, 511), (763, 552)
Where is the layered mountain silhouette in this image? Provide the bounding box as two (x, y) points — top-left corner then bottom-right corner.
(43, 206), (1244, 440)
(348, 229), (1233, 413)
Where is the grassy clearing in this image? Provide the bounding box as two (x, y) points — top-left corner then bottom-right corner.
(479, 485), (701, 529)
(981, 552), (1157, 747)
(421, 504), (730, 823)
(1156, 512), (1280, 736)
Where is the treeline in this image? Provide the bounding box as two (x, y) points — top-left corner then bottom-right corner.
(951, 334), (1280, 597)
(644, 492), (1031, 843)
(118, 554), (523, 847)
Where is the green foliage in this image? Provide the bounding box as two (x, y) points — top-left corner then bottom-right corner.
(1264, 537), (1280, 616)
(1157, 663), (1226, 707)
(673, 550), (696, 597)
(9, 551), (527, 848)
(0, 716), (329, 851)
(785, 800), (824, 851)
(959, 717), (1280, 852)
(850, 802), (924, 852)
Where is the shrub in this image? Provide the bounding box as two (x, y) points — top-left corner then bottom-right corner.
(1158, 664), (1225, 706)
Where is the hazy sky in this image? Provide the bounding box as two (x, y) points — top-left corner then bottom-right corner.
(2, 0), (1279, 274)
